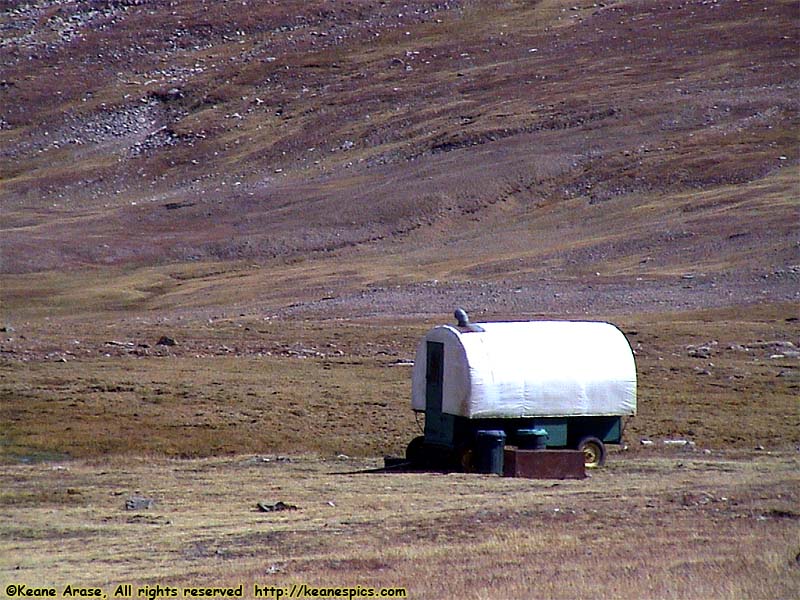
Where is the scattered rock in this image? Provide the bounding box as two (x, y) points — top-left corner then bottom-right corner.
(390, 359), (414, 366)
(752, 340), (797, 355)
(163, 201), (195, 210)
(150, 87), (184, 103)
(257, 501), (298, 512)
(156, 336), (176, 346)
(125, 496), (155, 511)
(126, 514), (171, 525)
(242, 455), (292, 465)
(680, 492), (715, 507)
(687, 345), (712, 358)
(762, 509), (800, 520)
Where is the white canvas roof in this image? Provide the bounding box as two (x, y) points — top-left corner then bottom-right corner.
(411, 321), (637, 419)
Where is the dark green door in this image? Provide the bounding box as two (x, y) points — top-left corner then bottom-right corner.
(424, 341), (453, 445)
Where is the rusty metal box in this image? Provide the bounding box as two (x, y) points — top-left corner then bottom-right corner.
(503, 448), (586, 479)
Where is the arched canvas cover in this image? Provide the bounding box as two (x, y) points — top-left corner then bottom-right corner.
(411, 321), (637, 419)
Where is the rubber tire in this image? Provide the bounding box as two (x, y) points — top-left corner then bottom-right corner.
(405, 436), (426, 465)
(456, 446), (475, 473)
(577, 436), (606, 468)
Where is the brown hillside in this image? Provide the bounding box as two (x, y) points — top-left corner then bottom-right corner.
(1, 0), (797, 291)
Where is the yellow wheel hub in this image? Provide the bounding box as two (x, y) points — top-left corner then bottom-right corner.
(580, 440), (604, 468)
(578, 437), (605, 469)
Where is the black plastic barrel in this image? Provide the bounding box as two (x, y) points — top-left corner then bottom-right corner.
(474, 430), (507, 475)
(517, 428), (549, 450)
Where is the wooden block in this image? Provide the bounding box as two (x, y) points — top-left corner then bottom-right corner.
(503, 448), (586, 479)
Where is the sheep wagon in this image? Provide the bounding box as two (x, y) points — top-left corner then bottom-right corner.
(406, 312), (637, 469)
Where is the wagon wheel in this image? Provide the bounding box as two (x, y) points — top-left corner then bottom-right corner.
(405, 436), (426, 465)
(577, 436), (606, 468)
(457, 446), (475, 473)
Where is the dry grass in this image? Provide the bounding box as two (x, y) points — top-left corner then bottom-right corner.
(0, 453), (798, 599)
(1, 303), (797, 462)
(0, 354), (415, 459)
(2, 169), (796, 319)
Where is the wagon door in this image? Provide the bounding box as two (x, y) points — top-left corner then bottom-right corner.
(424, 341), (454, 445)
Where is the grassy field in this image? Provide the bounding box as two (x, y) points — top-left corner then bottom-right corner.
(1, 453), (798, 599)
(1, 302), (798, 597)
(2, 301), (798, 461)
